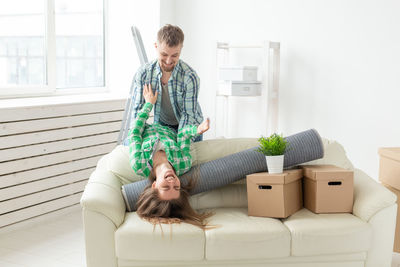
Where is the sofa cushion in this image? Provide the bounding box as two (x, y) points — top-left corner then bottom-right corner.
(106, 138), (259, 185)
(189, 184), (248, 210)
(283, 208), (372, 256)
(352, 168), (397, 222)
(304, 139), (354, 170)
(115, 213), (205, 261)
(205, 208), (291, 260)
(107, 137), (356, 211)
(107, 145), (143, 185)
(191, 137), (259, 165)
(106, 137), (352, 183)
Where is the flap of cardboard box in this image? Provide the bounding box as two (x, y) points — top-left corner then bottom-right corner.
(246, 169), (303, 185)
(302, 165), (353, 182)
(379, 147), (400, 162)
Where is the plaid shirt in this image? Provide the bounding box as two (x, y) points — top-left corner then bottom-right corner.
(130, 59), (204, 130)
(128, 102), (198, 178)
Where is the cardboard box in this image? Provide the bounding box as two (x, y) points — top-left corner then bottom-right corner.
(381, 183), (400, 253)
(378, 147), (400, 252)
(378, 147), (400, 190)
(302, 165), (354, 213)
(246, 169), (303, 218)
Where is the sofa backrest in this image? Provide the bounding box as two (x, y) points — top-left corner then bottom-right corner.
(104, 138), (354, 209)
(189, 138), (354, 210)
(105, 138), (260, 185)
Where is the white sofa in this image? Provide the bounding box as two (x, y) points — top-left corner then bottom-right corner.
(81, 138), (397, 267)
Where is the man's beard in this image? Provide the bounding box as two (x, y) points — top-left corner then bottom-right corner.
(161, 61), (175, 72)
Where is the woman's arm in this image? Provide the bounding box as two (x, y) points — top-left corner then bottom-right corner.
(128, 84), (158, 177)
(177, 125), (198, 151)
(177, 118), (209, 151)
(128, 102), (152, 177)
(174, 119), (210, 175)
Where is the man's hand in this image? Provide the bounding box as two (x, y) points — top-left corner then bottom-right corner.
(197, 118), (210, 135)
(143, 84), (158, 104)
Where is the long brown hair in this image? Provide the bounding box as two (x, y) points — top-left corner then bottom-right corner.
(136, 167), (214, 230)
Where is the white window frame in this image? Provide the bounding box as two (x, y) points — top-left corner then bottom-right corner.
(0, 0), (108, 99)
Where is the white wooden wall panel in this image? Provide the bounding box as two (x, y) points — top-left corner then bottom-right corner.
(0, 100), (124, 122)
(0, 143), (116, 175)
(1, 111), (124, 136)
(0, 98), (125, 228)
(0, 132), (118, 162)
(0, 180), (88, 214)
(0, 156), (102, 188)
(0, 168), (94, 201)
(0, 193), (83, 227)
(0, 121), (121, 149)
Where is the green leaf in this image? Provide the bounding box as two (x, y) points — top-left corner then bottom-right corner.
(257, 133), (287, 156)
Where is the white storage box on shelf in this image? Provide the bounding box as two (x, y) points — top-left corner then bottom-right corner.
(217, 80), (262, 96)
(219, 66), (258, 81)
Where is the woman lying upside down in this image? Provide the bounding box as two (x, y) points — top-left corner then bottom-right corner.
(128, 84), (211, 229)
(127, 85), (325, 230)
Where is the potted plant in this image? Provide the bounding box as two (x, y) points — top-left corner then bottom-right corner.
(257, 133), (288, 174)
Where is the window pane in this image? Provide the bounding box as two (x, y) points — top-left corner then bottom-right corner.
(0, 0), (46, 86)
(55, 0), (104, 89)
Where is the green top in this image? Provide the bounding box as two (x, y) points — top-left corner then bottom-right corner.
(128, 102), (198, 177)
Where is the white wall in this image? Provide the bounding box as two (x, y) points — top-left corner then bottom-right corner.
(165, 0), (400, 179)
(107, 0), (160, 96)
(160, 0), (176, 26)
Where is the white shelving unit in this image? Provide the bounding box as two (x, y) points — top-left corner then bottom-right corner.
(215, 41), (280, 138)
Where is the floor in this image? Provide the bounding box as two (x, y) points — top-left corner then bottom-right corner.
(0, 206), (85, 267)
(0, 207), (399, 267)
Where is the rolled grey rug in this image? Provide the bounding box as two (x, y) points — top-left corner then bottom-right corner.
(122, 128), (324, 211)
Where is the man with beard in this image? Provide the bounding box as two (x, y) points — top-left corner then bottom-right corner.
(127, 24), (204, 143)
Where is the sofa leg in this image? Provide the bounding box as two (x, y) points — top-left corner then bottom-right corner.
(83, 209), (118, 267)
(365, 204), (397, 267)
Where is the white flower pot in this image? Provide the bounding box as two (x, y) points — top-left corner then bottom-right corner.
(266, 155), (284, 174)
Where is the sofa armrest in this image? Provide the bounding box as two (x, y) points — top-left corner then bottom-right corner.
(81, 169), (126, 227)
(352, 168), (397, 222)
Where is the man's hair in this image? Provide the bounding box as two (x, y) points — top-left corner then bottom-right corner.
(157, 24), (184, 47)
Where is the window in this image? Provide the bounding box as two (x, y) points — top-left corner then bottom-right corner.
(0, 0), (105, 98)
(0, 1), (47, 88)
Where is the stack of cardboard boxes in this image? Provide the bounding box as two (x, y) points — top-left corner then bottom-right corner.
(246, 165), (354, 218)
(378, 147), (400, 253)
